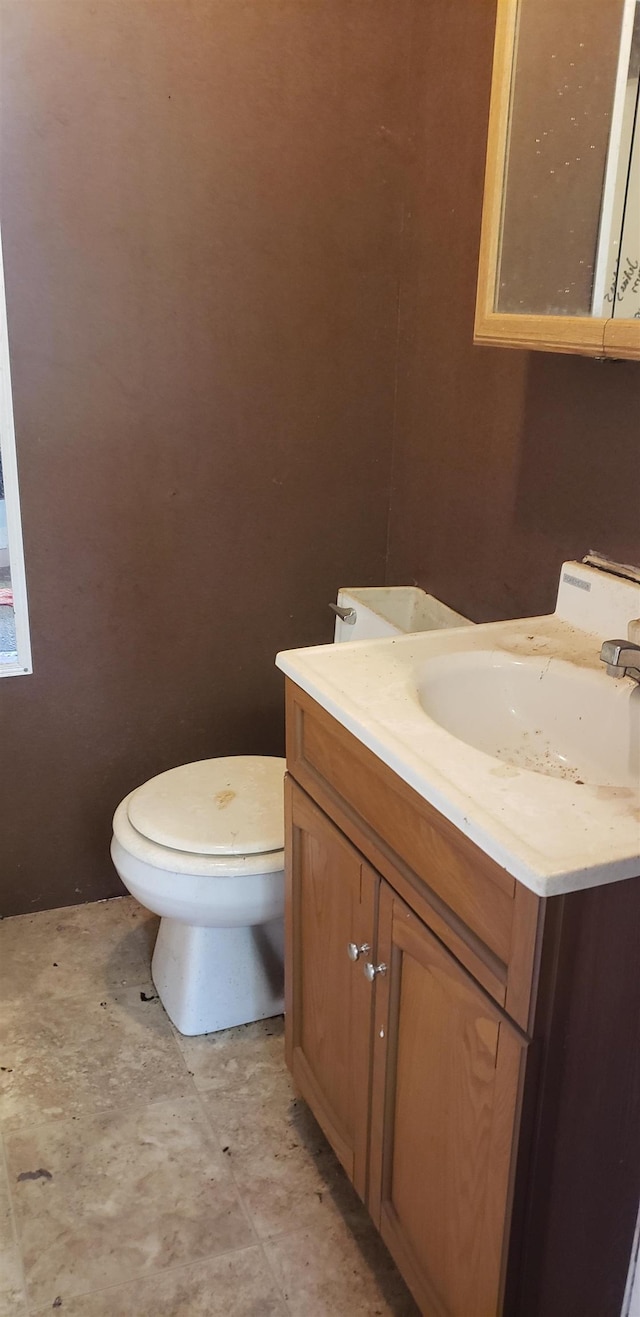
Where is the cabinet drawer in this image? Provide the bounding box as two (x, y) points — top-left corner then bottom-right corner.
(286, 681), (541, 1030)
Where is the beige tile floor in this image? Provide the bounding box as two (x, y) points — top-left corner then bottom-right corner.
(0, 896), (419, 1316)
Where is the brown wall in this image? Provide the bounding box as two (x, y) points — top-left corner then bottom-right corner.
(0, 0), (411, 916)
(387, 0), (640, 624)
(2, 0), (639, 918)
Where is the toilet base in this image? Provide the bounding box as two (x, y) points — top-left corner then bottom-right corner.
(151, 916), (284, 1036)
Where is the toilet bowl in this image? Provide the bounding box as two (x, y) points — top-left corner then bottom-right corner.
(110, 755), (286, 1036)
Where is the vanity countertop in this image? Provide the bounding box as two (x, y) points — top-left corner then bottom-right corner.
(276, 563), (640, 897)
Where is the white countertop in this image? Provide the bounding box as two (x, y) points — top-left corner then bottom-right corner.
(276, 564), (640, 898)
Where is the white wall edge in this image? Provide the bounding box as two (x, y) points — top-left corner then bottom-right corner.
(0, 225), (32, 677)
(592, 0), (638, 315)
(622, 1201), (640, 1317)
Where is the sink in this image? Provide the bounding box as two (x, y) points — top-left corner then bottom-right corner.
(277, 559), (640, 891)
(416, 651), (640, 789)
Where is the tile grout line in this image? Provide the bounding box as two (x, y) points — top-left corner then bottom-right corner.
(257, 1228), (298, 1317)
(194, 1101), (294, 1317)
(189, 1079), (262, 1247)
(22, 1239), (280, 1315)
(187, 1045), (295, 1312)
(259, 1237), (295, 1317)
(146, 1011), (294, 1305)
(163, 1014), (314, 1305)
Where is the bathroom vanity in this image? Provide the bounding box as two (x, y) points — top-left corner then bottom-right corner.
(276, 563), (640, 1317)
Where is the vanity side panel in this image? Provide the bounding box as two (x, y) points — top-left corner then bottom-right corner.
(506, 882), (545, 1033)
(506, 876), (640, 1317)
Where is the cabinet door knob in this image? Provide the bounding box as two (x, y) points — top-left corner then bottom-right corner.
(364, 961), (387, 981)
(347, 942), (371, 962)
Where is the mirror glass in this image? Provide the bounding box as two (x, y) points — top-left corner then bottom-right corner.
(496, 0), (640, 319)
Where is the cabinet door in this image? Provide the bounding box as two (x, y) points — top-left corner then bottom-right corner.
(285, 777), (377, 1199)
(369, 882), (527, 1317)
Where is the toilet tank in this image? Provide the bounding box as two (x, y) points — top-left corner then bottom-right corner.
(333, 586), (472, 643)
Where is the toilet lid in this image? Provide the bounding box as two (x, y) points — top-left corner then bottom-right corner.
(127, 756), (286, 856)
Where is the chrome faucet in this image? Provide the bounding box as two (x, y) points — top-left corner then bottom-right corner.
(600, 640), (640, 683)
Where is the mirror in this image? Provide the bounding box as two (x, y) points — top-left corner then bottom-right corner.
(595, 1), (640, 318)
(0, 230), (32, 677)
(475, 0), (640, 358)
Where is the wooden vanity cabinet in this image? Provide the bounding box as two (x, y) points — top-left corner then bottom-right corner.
(286, 775), (526, 1316)
(284, 680), (640, 1317)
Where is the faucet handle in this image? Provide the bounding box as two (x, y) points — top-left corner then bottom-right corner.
(600, 638), (640, 681)
(600, 640), (630, 666)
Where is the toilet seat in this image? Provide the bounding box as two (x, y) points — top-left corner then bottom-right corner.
(113, 755), (286, 876)
(128, 755), (286, 856)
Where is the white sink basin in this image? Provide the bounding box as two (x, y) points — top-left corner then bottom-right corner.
(417, 651), (640, 789)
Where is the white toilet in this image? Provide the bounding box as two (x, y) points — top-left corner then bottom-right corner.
(110, 755), (286, 1035)
(111, 588), (471, 1037)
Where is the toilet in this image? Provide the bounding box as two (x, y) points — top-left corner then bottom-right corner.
(111, 587), (471, 1037)
(110, 755), (286, 1036)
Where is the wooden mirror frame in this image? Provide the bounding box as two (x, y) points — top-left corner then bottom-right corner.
(474, 0), (640, 361)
